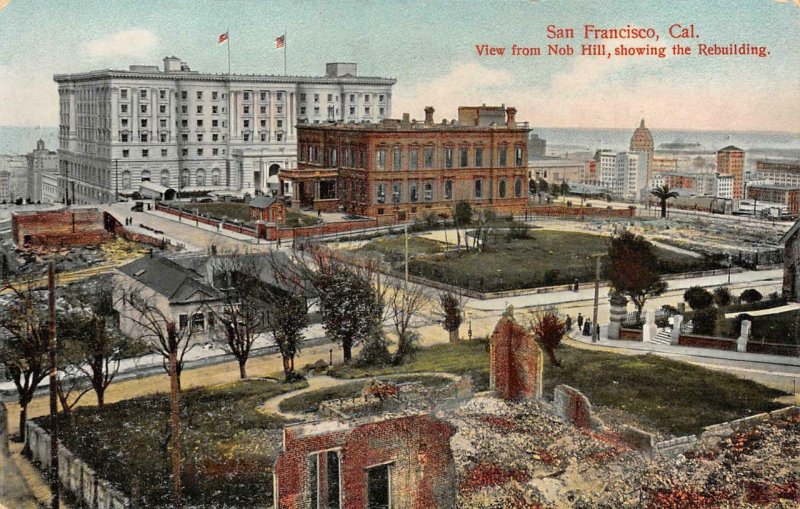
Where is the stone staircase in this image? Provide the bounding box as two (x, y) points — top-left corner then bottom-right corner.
(651, 328), (672, 345)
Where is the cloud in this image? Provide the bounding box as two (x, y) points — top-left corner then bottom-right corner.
(84, 29), (158, 60)
(0, 64), (58, 127)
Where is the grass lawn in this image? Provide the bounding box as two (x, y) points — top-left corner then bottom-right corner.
(405, 231), (716, 292)
(358, 236), (447, 257)
(278, 374), (452, 414)
(171, 202), (322, 227)
(329, 340), (785, 436)
(38, 379), (307, 509)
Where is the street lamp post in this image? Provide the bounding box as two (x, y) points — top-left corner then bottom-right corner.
(727, 254), (732, 284)
(590, 253), (604, 343)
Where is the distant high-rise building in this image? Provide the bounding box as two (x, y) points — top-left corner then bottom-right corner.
(528, 133), (546, 159)
(716, 145), (745, 199)
(596, 149), (646, 200)
(629, 118), (654, 188)
(0, 171), (10, 203)
(54, 57), (395, 204)
(26, 139), (59, 202)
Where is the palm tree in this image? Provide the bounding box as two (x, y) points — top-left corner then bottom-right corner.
(650, 185), (679, 218)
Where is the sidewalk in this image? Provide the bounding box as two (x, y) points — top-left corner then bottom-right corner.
(466, 268), (783, 312)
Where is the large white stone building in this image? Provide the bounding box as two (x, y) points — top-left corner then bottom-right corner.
(54, 58), (395, 204)
(596, 150), (646, 200)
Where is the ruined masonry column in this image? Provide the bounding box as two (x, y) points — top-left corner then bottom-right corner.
(737, 319), (751, 353)
(642, 309), (657, 343)
(607, 292), (628, 340)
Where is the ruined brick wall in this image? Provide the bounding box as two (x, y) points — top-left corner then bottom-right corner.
(489, 315), (543, 401)
(12, 209), (110, 247)
(274, 414), (457, 509)
(526, 205), (635, 218)
(677, 334), (737, 351)
(553, 384), (594, 429)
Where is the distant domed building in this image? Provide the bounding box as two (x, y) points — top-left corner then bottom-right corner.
(630, 119), (654, 195)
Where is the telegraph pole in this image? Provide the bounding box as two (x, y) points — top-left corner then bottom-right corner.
(404, 223), (409, 285)
(48, 262), (60, 509)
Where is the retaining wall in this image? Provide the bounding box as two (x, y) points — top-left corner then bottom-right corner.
(25, 421), (130, 509)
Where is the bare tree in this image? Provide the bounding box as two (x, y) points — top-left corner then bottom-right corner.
(122, 289), (195, 390)
(526, 307), (568, 367)
(0, 281), (50, 442)
(385, 281), (431, 364)
(206, 253), (272, 379)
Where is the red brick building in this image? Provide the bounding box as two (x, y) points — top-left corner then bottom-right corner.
(248, 195), (286, 223)
(717, 145), (745, 199)
(11, 208), (111, 247)
(489, 309), (543, 401)
(280, 105), (530, 221)
(274, 414), (457, 509)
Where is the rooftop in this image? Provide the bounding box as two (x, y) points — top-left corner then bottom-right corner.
(118, 254), (223, 304)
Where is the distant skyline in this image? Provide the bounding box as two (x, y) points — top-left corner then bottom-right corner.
(0, 0), (798, 132)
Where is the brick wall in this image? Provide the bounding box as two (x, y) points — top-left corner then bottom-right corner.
(526, 205), (635, 219)
(12, 209), (111, 247)
(489, 313), (543, 401)
(274, 414), (457, 509)
(677, 334), (737, 351)
(618, 328), (643, 341)
(553, 384), (595, 429)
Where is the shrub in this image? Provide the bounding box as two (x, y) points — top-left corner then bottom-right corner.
(661, 304), (680, 316)
(767, 291), (780, 302)
(684, 286), (714, 310)
(692, 308), (718, 335)
(740, 289), (763, 304)
(353, 329), (392, 367)
(713, 287), (732, 307)
(543, 269), (560, 286)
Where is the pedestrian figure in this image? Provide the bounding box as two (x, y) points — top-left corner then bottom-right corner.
(573, 278), (579, 292)
(277, 237), (282, 247)
(565, 315), (572, 331)
(317, 209), (321, 217)
(582, 320), (591, 336)
(577, 313), (584, 329)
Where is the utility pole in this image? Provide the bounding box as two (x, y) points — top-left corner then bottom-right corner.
(591, 253), (604, 343)
(404, 223), (409, 285)
(48, 261), (60, 509)
(166, 322), (183, 509)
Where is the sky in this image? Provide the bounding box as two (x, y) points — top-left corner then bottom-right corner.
(0, 0), (798, 132)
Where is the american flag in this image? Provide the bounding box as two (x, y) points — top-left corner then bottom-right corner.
(218, 32), (229, 45)
(275, 34), (285, 49)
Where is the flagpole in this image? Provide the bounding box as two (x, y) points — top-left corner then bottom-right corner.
(283, 28), (287, 76)
(227, 28), (231, 77)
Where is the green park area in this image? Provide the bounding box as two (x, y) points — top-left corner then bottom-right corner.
(41, 340), (785, 508)
(171, 201), (322, 227)
(360, 230), (717, 292)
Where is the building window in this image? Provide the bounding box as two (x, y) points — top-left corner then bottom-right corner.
(475, 179), (484, 198)
(159, 90), (166, 99)
(212, 119), (219, 128)
(181, 169), (190, 187)
(121, 89), (128, 99)
(350, 94), (355, 102)
(393, 147), (402, 171)
(327, 94), (333, 102)
(314, 94), (319, 102)
(121, 119), (129, 127)
(212, 134), (219, 142)
(409, 181), (418, 202)
(424, 182), (433, 202)
(499, 147), (507, 166)
(179, 314), (188, 331)
(314, 107), (320, 115)
(364, 94), (370, 102)
(181, 134), (189, 142)
(516, 146), (524, 166)
(213, 148), (219, 155)
(276, 92), (283, 101)
(160, 119), (167, 128)
(260, 132), (267, 142)
(141, 119), (148, 128)
(475, 147), (483, 167)
(191, 313), (205, 332)
(499, 178), (507, 198)
(122, 149), (129, 158)
(300, 93), (306, 102)
(515, 177), (523, 197)
(140, 133), (148, 143)
(197, 120), (204, 127)
(181, 91), (187, 100)
(212, 168), (220, 185)
(141, 170), (151, 182)
(196, 169), (206, 186)
(196, 91), (203, 100)
(444, 148), (453, 169)
(260, 91), (267, 101)
(243, 106), (250, 115)
(197, 133), (203, 142)
(460, 147), (468, 168)
(444, 179), (453, 199)
(300, 106), (306, 115)
(392, 182), (401, 203)
(243, 92), (250, 101)
(120, 104), (128, 113)
(161, 170), (170, 187)
(376, 149), (387, 170)
(212, 105), (218, 114)
(140, 89), (147, 99)
(197, 149), (203, 156)
(349, 106), (355, 115)
(161, 148), (168, 157)
(376, 183), (386, 204)
(212, 91), (218, 100)
(181, 119), (188, 128)
(367, 464), (390, 509)
(277, 120), (283, 128)
(182, 148), (188, 157)
(140, 149), (148, 157)
(181, 105), (188, 114)
(244, 133), (250, 142)
(365, 107), (370, 115)
(408, 149), (419, 170)
(121, 133), (129, 143)
(197, 105), (203, 114)
(424, 147), (434, 169)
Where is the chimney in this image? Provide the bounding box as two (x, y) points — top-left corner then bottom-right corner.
(506, 107), (517, 127)
(401, 112), (411, 129)
(424, 107), (434, 126)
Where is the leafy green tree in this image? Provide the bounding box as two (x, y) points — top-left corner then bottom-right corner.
(740, 288), (763, 304)
(560, 181), (570, 196)
(437, 292), (465, 343)
(692, 308), (718, 335)
(529, 179), (538, 195)
(538, 178), (550, 193)
(650, 185), (679, 218)
(314, 262), (381, 364)
(713, 287), (732, 307)
(683, 286), (715, 310)
(608, 231), (667, 322)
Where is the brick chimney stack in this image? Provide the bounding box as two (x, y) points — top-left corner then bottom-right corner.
(506, 107), (517, 127)
(401, 112), (411, 128)
(424, 107), (435, 126)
